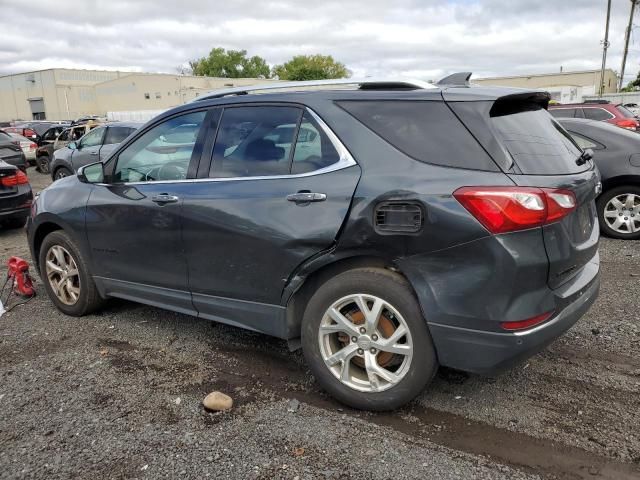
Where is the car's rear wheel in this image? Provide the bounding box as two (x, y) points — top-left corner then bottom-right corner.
(301, 268), (438, 411)
(53, 167), (72, 180)
(39, 230), (104, 316)
(597, 185), (640, 240)
(36, 155), (50, 174)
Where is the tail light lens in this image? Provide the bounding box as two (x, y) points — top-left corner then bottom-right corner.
(24, 128), (37, 138)
(501, 311), (555, 331)
(29, 142), (36, 150)
(615, 119), (638, 130)
(454, 186), (576, 234)
(0, 170), (29, 187)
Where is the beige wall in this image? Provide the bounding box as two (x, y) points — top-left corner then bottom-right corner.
(474, 69), (619, 94)
(0, 69), (129, 122)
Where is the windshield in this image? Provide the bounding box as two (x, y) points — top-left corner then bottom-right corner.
(491, 104), (589, 175)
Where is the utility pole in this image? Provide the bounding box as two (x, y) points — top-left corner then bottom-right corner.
(599, 0), (612, 96)
(619, 0), (638, 91)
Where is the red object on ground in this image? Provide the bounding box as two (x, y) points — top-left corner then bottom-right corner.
(7, 256), (35, 297)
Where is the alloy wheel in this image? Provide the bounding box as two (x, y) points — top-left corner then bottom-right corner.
(45, 245), (81, 305)
(603, 193), (640, 234)
(318, 293), (413, 393)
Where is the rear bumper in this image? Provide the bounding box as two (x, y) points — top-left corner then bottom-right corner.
(0, 188), (33, 221)
(428, 253), (600, 374)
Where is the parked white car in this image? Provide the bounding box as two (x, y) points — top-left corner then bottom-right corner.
(8, 132), (37, 162)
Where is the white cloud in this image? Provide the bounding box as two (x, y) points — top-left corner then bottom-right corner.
(0, 0), (637, 83)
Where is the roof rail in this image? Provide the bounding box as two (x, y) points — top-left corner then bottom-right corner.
(436, 72), (472, 86)
(192, 77), (437, 102)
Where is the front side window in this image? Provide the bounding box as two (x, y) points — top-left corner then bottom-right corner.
(71, 127), (86, 141)
(549, 108), (576, 118)
(583, 108), (614, 121)
(113, 111), (206, 183)
(210, 106), (301, 178)
(42, 128), (59, 141)
(58, 129), (70, 142)
(79, 127), (104, 148)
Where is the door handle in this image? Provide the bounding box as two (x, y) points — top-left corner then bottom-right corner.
(90, 151), (98, 156)
(151, 194), (180, 205)
(286, 192), (327, 204)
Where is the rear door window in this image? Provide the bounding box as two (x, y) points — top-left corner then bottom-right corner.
(104, 126), (134, 145)
(337, 100), (497, 171)
(583, 108), (614, 121)
(490, 104), (588, 175)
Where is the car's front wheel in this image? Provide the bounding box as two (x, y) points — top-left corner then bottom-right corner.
(597, 185), (640, 240)
(53, 167), (73, 181)
(39, 230), (104, 316)
(301, 268), (438, 411)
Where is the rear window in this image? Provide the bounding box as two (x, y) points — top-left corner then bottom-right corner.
(617, 105), (636, 118)
(490, 103), (588, 175)
(337, 100), (497, 171)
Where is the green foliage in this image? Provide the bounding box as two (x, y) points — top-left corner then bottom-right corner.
(622, 70), (640, 92)
(190, 48), (270, 78)
(272, 54), (350, 81)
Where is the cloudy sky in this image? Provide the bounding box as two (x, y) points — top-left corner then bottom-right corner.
(1, 0), (639, 84)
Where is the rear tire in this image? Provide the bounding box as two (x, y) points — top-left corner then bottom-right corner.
(39, 230), (104, 316)
(36, 155), (50, 174)
(597, 185), (640, 240)
(301, 268), (438, 411)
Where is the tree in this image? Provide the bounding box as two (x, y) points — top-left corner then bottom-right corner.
(272, 54), (349, 81)
(622, 70), (640, 92)
(190, 48), (270, 78)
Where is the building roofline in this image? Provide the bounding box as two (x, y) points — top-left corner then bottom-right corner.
(475, 69), (618, 81)
(0, 67), (141, 80)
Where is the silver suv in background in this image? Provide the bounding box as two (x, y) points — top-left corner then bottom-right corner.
(50, 122), (141, 180)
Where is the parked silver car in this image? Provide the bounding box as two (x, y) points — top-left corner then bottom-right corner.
(50, 122), (141, 180)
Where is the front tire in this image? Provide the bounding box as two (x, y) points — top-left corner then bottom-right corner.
(53, 166), (72, 181)
(301, 268), (438, 411)
(597, 185), (640, 240)
(39, 230), (104, 316)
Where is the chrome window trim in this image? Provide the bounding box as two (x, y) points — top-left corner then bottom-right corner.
(111, 107), (357, 186)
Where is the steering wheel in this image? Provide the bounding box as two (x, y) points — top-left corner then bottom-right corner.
(157, 163), (186, 181)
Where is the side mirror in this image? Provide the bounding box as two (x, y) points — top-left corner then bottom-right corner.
(68, 141), (77, 150)
(77, 162), (105, 184)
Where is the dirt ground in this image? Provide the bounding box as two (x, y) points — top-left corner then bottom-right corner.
(0, 170), (639, 479)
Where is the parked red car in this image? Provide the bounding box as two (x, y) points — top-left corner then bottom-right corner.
(549, 102), (640, 131)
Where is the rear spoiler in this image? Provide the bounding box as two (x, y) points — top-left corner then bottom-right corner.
(490, 91), (551, 117)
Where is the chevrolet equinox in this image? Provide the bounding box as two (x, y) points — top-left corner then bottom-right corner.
(27, 75), (601, 410)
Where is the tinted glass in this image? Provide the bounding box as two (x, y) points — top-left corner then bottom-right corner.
(549, 108), (576, 118)
(42, 128), (59, 141)
(104, 126), (134, 145)
(338, 100), (497, 170)
(0, 131), (11, 141)
(617, 105), (636, 118)
(491, 105), (587, 174)
(568, 132), (598, 150)
(114, 111), (206, 183)
(210, 106), (301, 178)
(79, 127), (104, 148)
(583, 108), (613, 121)
(291, 112), (340, 174)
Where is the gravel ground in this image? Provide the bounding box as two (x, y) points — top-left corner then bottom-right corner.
(0, 171), (639, 479)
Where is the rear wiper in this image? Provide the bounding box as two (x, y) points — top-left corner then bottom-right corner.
(576, 148), (593, 166)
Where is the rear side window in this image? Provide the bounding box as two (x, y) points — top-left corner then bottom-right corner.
(104, 126), (133, 145)
(583, 108), (613, 121)
(490, 103), (587, 175)
(549, 108), (576, 118)
(617, 105), (636, 118)
(337, 100), (497, 171)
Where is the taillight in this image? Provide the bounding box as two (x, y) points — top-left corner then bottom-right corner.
(0, 170), (29, 187)
(615, 119), (638, 130)
(24, 128), (37, 138)
(454, 186), (576, 234)
(501, 311), (554, 331)
(29, 142), (36, 150)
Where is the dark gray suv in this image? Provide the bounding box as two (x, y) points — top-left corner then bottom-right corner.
(27, 76), (601, 410)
